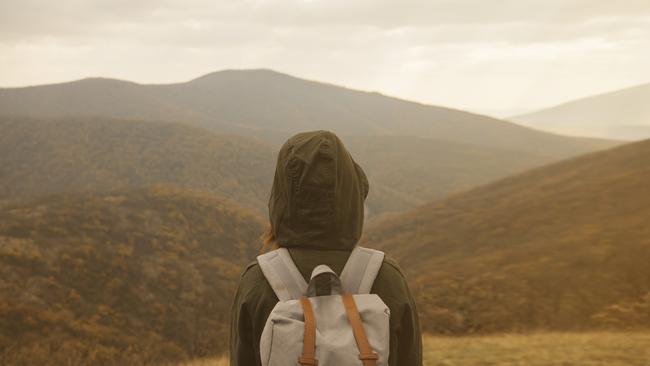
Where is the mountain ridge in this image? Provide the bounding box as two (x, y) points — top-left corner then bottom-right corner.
(0, 68), (617, 157)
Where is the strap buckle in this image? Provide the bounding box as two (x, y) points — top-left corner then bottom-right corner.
(359, 352), (379, 360)
(298, 356), (319, 365)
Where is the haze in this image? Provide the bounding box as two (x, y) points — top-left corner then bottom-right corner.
(2, 0), (650, 116)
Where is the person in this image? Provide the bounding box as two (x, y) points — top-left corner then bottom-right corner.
(229, 130), (422, 366)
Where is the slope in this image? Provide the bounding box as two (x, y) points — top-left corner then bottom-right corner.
(343, 134), (553, 216)
(0, 186), (265, 365)
(0, 116), (560, 218)
(363, 139), (650, 333)
(0, 117), (275, 213)
(512, 83), (650, 140)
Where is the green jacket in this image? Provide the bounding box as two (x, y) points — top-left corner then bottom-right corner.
(229, 131), (422, 366)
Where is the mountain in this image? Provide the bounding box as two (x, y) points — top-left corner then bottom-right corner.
(0, 186), (265, 365)
(0, 117), (276, 213)
(342, 134), (553, 216)
(0, 69), (616, 158)
(0, 70), (621, 217)
(0, 116), (570, 219)
(363, 139), (650, 333)
(512, 83), (650, 140)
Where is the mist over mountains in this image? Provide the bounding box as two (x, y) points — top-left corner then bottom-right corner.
(512, 82), (650, 140)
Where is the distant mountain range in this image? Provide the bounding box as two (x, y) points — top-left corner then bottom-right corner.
(512, 82), (650, 140)
(0, 69), (615, 156)
(364, 138), (650, 333)
(0, 70), (619, 217)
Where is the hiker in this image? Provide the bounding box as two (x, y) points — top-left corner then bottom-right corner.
(229, 130), (422, 366)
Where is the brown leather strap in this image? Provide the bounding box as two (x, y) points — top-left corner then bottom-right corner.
(342, 294), (378, 366)
(299, 297), (318, 366)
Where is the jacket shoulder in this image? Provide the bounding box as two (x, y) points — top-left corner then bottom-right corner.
(380, 254), (408, 279)
(240, 260), (259, 277)
(235, 260), (270, 301)
(239, 260), (267, 288)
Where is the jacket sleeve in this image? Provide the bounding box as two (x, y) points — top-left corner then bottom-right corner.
(397, 273), (423, 366)
(229, 265), (259, 366)
(374, 258), (423, 366)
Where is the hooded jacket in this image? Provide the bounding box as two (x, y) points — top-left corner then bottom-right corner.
(229, 130), (422, 366)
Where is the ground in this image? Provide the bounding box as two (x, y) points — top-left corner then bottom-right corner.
(177, 331), (650, 366)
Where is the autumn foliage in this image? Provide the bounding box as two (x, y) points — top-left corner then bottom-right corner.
(0, 186), (264, 365)
(364, 139), (650, 333)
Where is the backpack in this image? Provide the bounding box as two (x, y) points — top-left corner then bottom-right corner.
(256, 245), (390, 366)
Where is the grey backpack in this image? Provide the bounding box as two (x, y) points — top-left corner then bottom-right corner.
(257, 245), (390, 366)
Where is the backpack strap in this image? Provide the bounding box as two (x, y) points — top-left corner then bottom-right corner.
(340, 246), (385, 294)
(257, 248), (308, 301)
(342, 294), (379, 366)
(298, 297), (318, 366)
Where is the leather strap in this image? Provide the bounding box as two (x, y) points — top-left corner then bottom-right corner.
(342, 294), (378, 366)
(298, 297), (318, 366)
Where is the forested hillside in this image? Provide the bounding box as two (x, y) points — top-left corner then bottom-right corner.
(0, 117), (275, 213)
(0, 116), (562, 218)
(364, 139), (650, 333)
(0, 186), (264, 365)
(344, 134), (552, 215)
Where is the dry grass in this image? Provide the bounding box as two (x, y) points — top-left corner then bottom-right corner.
(180, 332), (650, 366)
(423, 332), (650, 366)
(175, 357), (228, 366)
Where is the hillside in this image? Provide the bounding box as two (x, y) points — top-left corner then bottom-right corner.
(512, 83), (650, 140)
(0, 69), (616, 158)
(0, 116), (563, 218)
(343, 134), (552, 216)
(0, 117), (276, 213)
(363, 139), (650, 333)
(0, 186), (265, 365)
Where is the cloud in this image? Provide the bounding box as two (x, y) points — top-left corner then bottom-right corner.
(3, 0), (650, 42)
(1, 0), (649, 115)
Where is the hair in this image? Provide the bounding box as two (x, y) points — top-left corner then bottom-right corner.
(260, 224), (278, 253)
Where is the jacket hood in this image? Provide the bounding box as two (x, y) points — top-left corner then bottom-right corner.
(268, 130), (369, 250)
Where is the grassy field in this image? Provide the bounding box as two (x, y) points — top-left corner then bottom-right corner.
(179, 332), (650, 366)
(423, 332), (650, 366)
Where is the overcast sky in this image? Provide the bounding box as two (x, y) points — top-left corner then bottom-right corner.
(1, 0), (650, 116)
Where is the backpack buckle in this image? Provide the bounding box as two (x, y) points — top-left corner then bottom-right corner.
(298, 356), (319, 365)
(359, 352), (379, 360)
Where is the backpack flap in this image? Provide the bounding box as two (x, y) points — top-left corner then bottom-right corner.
(306, 265), (343, 297)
